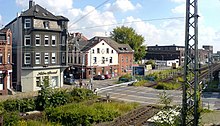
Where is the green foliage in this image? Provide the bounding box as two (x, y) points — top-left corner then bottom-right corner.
(155, 82), (181, 90)
(70, 88), (95, 102)
(17, 120), (62, 126)
(158, 91), (172, 107)
(133, 80), (148, 86)
(110, 26), (146, 61)
(3, 111), (20, 126)
(145, 59), (156, 69)
(45, 102), (138, 125)
(3, 98), (36, 112)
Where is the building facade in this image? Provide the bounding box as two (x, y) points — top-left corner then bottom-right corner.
(145, 45), (185, 66)
(5, 0), (69, 92)
(67, 36), (120, 79)
(0, 29), (13, 95)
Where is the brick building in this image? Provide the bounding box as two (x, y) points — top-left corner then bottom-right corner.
(0, 28), (12, 95)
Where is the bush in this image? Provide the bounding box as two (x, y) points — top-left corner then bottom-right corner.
(3, 98), (36, 112)
(155, 82), (181, 90)
(45, 102), (138, 125)
(3, 111), (20, 126)
(133, 80), (148, 86)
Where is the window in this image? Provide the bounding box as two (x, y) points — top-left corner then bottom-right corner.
(24, 35), (31, 46)
(106, 48), (109, 54)
(44, 53), (49, 64)
(122, 56), (124, 62)
(35, 53), (41, 64)
(24, 53), (31, 64)
(78, 57), (81, 64)
(24, 19), (31, 29)
(62, 53), (65, 63)
(7, 53), (10, 64)
(51, 76), (58, 87)
(43, 21), (49, 29)
(7, 35), (10, 44)
(51, 35), (56, 46)
(0, 54), (2, 64)
(93, 57), (97, 64)
(102, 57), (105, 64)
(44, 35), (49, 46)
(102, 43), (104, 45)
(97, 48), (100, 53)
(126, 56), (128, 63)
(92, 49), (94, 53)
(62, 36), (65, 46)
(36, 77), (41, 87)
(35, 34), (40, 46)
(109, 57), (112, 63)
(52, 53), (56, 63)
(111, 50), (114, 54)
(74, 56), (77, 63)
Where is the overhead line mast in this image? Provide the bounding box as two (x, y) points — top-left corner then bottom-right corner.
(182, 0), (200, 125)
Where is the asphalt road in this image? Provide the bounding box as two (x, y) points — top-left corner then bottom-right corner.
(64, 79), (220, 110)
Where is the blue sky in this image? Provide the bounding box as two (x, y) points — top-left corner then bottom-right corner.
(0, 0), (220, 52)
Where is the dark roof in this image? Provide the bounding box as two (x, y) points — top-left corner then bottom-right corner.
(69, 36), (133, 53)
(0, 28), (10, 40)
(20, 4), (69, 21)
(56, 16), (69, 21)
(90, 36), (133, 53)
(148, 45), (184, 48)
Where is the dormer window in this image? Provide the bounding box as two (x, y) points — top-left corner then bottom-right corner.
(24, 19), (31, 29)
(43, 21), (50, 29)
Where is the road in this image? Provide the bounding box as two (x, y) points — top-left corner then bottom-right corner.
(91, 79), (220, 110)
(64, 79), (220, 110)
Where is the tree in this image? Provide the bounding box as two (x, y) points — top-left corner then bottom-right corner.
(110, 26), (146, 61)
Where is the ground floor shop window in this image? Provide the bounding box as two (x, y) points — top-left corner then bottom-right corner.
(36, 77), (41, 87)
(51, 76), (58, 88)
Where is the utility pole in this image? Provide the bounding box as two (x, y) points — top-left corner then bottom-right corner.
(182, 0), (200, 125)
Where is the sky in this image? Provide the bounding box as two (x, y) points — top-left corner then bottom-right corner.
(0, 0), (220, 52)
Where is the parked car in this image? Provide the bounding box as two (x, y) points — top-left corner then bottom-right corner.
(64, 76), (76, 85)
(93, 75), (105, 80)
(104, 74), (111, 79)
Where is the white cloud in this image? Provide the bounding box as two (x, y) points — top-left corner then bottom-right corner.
(16, 0), (73, 14)
(105, 0), (141, 12)
(67, 5), (117, 38)
(170, 0), (185, 3)
(172, 4), (185, 14)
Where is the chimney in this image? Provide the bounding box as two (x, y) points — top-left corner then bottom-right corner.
(29, 0), (34, 9)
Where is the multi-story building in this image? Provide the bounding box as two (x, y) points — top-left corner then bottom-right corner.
(0, 28), (12, 95)
(67, 35), (134, 79)
(103, 38), (134, 76)
(5, 0), (69, 92)
(145, 44), (185, 66)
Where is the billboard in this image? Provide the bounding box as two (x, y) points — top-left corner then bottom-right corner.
(133, 66), (145, 76)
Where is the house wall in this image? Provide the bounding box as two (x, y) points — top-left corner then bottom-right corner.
(21, 68), (61, 92)
(86, 41), (118, 67)
(118, 53), (133, 76)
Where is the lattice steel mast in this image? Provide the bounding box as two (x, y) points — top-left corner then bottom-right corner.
(182, 0), (200, 125)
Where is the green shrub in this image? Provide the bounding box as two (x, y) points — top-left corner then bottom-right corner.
(155, 82), (181, 90)
(133, 80), (148, 86)
(3, 111), (20, 126)
(45, 102), (138, 125)
(3, 98), (36, 112)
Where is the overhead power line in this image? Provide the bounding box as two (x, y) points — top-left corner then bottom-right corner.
(68, 0), (111, 28)
(71, 16), (185, 31)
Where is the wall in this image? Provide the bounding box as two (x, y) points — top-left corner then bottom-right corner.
(21, 68), (61, 92)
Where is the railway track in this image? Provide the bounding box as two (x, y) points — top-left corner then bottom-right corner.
(108, 105), (160, 126)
